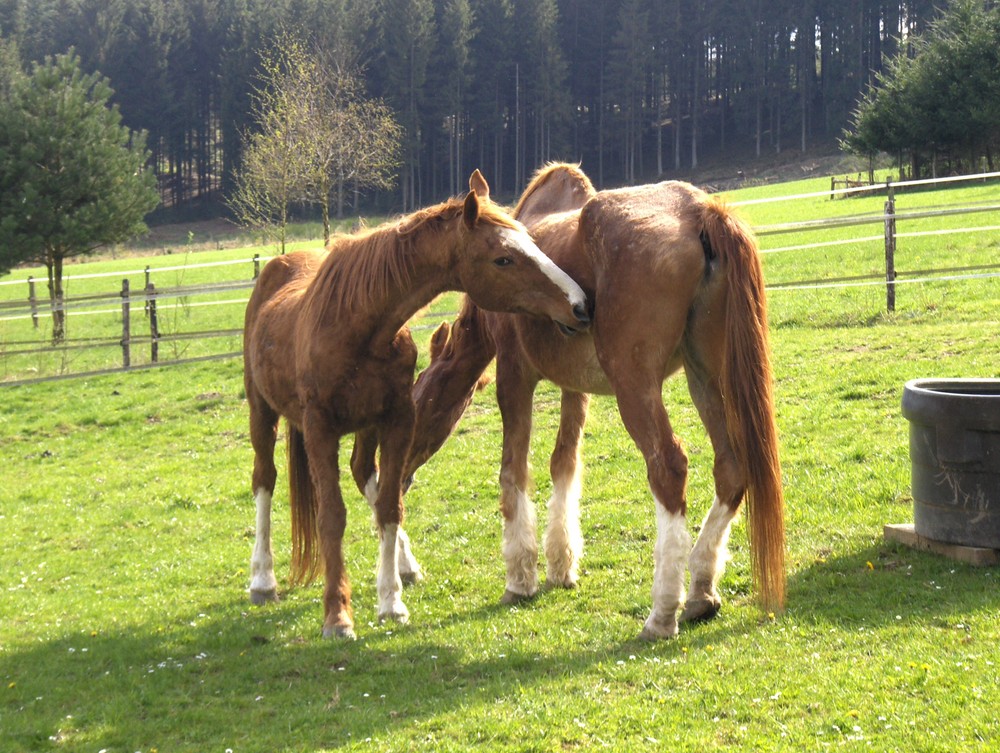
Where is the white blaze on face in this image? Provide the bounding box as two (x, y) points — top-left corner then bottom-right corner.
(498, 226), (587, 311)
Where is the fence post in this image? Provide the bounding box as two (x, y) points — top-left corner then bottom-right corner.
(27, 276), (39, 329)
(884, 182), (896, 313)
(253, 253), (260, 280)
(148, 282), (159, 363)
(121, 278), (131, 369)
(144, 266), (151, 317)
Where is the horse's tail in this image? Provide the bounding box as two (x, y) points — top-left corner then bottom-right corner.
(701, 196), (786, 613)
(287, 423), (322, 586)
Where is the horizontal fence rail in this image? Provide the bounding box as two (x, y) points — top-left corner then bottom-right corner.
(2, 172), (998, 386)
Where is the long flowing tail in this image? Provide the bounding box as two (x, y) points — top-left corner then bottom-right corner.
(702, 196), (786, 612)
(287, 424), (321, 585)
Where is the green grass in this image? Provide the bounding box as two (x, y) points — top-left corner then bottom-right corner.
(1, 176), (1000, 751)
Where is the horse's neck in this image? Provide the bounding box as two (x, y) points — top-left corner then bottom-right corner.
(366, 235), (458, 351)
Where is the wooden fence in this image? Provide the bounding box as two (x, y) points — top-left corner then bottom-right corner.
(736, 170), (1000, 313)
(2, 172), (999, 386)
(0, 256), (263, 386)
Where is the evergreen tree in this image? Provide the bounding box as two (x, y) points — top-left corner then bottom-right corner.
(0, 51), (159, 341)
(376, 0), (436, 209)
(426, 0), (473, 196)
(607, 0), (650, 182)
(512, 0), (570, 184)
(843, 0), (1000, 177)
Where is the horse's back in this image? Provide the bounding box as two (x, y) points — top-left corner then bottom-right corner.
(515, 162), (595, 227)
(580, 181), (708, 294)
(247, 250), (326, 319)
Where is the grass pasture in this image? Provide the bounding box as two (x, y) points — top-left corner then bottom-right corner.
(1, 176), (1000, 751)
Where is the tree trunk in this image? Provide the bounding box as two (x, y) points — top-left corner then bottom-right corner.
(47, 254), (65, 345)
(322, 195), (331, 245)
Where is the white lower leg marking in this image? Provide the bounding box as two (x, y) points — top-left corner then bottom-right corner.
(376, 523), (408, 623)
(544, 466), (583, 587)
(644, 502), (690, 638)
(365, 473), (422, 579)
(249, 488), (278, 596)
(396, 528), (423, 581)
(502, 486), (538, 597)
(689, 496), (736, 596)
(364, 474), (379, 510)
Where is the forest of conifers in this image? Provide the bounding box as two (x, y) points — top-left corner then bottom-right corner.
(0, 0), (945, 214)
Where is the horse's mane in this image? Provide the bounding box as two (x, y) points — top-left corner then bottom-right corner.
(302, 194), (522, 331)
(513, 162), (596, 219)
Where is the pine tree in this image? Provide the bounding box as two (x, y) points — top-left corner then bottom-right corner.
(0, 50), (159, 342)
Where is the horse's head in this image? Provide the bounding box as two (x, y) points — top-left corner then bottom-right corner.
(455, 170), (590, 335)
(406, 306), (496, 484)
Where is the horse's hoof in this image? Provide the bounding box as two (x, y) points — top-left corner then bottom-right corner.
(638, 625), (679, 642)
(639, 616), (679, 641)
(680, 598), (721, 624)
(248, 588), (278, 606)
(322, 624), (356, 640)
(400, 570), (424, 586)
(500, 589), (535, 605)
(544, 574), (578, 590)
(378, 605), (410, 625)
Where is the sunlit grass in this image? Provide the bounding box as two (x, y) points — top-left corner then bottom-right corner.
(1, 174), (999, 751)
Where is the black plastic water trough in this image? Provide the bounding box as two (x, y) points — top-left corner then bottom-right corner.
(902, 378), (1000, 550)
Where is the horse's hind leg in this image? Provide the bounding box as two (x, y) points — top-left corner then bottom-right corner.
(302, 414), (355, 639)
(613, 382), (691, 640)
(247, 391), (280, 605)
(544, 390), (589, 589)
(496, 356), (541, 603)
(351, 429), (423, 584)
(596, 312), (692, 639)
(681, 371), (743, 624)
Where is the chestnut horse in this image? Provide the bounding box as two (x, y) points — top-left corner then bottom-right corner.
(399, 163), (785, 640)
(243, 170), (590, 639)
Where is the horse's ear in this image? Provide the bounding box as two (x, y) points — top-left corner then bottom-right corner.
(463, 189), (480, 229)
(429, 322), (451, 360)
(469, 169), (490, 199)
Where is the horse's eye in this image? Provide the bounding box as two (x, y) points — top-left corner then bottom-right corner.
(493, 257), (514, 267)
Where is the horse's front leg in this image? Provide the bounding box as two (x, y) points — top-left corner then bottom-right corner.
(496, 355), (541, 603)
(544, 389), (589, 589)
(371, 400), (416, 625)
(351, 428), (423, 585)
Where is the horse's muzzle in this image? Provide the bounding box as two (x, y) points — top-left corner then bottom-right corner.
(557, 302), (591, 335)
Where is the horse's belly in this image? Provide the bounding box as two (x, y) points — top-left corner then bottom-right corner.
(519, 324), (613, 395)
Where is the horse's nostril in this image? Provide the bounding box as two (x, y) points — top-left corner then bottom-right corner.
(573, 302), (590, 324)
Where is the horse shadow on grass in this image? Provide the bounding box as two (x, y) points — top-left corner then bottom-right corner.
(6, 537), (993, 750)
(2, 583), (704, 751)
